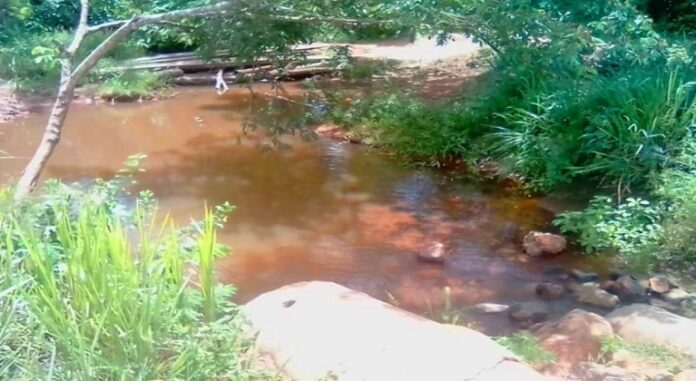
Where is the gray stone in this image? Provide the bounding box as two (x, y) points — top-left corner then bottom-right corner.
(535, 282), (566, 300)
(509, 302), (550, 325)
(649, 297), (683, 313)
(244, 281), (547, 381)
(575, 284), (620, 309)
(606, 304), (696, 357)
(616, 275), (649, 303)
(664, 288), (692, 303)
(472, 303), (510, 314)
(571, 269), (599, 283)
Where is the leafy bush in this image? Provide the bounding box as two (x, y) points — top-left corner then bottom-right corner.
(0, 157), (264, 380)
(329, 90), (478, 162)
(97, 70), (169, 100)
(554, 196), (663, 271)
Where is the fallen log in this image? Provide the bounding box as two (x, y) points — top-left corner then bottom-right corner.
(172, 65), (336, 86)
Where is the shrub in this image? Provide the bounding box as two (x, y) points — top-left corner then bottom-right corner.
(0, 157), (264, 380)
(554, 196), (663, 272)
(97, 70), (169, 101)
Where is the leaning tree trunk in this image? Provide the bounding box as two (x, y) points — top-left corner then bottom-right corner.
(13, 0), (242, 200)
(12, 0), (374, 200)
(14, 73), (76, 199)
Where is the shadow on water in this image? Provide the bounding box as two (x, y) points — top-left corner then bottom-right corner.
(0, 83), (610, 335)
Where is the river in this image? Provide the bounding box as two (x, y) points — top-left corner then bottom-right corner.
(0, 84), (609, 334)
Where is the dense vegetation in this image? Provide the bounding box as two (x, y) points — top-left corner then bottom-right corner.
(321, 0), (696, 273)
(0, 157), (263, 379)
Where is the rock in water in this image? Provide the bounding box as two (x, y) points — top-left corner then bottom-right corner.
(615, 275), (649, 303)
(472, 303), (510, 314)
(606, 304), (696, 357)
(509, 302), (549, 326)
(522, 231), (567, 257)
(244, 281), (546, 381)
(575, 284), (620, 309)
(570, 269), (599, 283)
(648, 275), (672, 294)
(532, 309), (613, 366)
(417, 241), (447, 264)
(535, 282), (565, 300)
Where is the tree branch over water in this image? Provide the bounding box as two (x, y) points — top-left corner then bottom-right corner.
(14, 0), (394, 199)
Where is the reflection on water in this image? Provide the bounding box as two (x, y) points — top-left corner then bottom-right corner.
(0, 84), (607, 334)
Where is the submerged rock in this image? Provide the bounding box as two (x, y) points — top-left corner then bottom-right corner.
(314, 123), (356, 142)
(472, 303), (510, 314)
(509, 301), (549, 326)
(571, 269), (599, 283)
(532, 309), (613, 366)
(416, 241), (447, 264)
(535, 282), (566, 300)
(606, 304), (696, 357)
(244, 281), (546, 381)
(522, 231), (567, 257)
(575, 284), (620, 309)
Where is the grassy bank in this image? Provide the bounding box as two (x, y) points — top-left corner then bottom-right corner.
(0, 157), (264, 380)
(320, 29), (696, 274)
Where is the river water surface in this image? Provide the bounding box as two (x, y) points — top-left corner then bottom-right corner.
(0, 84), (608, 334)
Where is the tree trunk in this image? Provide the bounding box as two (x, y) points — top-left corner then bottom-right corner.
(14, 75), (77, 199)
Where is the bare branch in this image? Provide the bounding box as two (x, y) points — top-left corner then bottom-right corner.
(86, 0), (239, 35)
(86, 4), (392, 35)
(66, 0), (90, 55)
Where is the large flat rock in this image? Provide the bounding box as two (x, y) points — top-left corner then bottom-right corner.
(606, 304), (696, 357)
(244, 281), (547, 381)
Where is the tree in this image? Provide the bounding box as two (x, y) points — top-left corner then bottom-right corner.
(13, 0), (388, 199)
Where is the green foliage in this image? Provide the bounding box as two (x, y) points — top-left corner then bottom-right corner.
(97, 71), (169, 100)
(495, 332), (556, 365)
(600, 336), (689, 372)
(328, 89), (478, 163)
(554, 196), (662, 271)
(0, 157), (264, 380)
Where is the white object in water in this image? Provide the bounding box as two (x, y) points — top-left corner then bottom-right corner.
(215, 69), (229, 94)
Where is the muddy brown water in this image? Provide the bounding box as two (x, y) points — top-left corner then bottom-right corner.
(0, 84), (610, 335)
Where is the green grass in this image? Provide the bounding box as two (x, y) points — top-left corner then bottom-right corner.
(600, 336), (692, 372)
(0, 160), (266, 380)
(97, 71), (169, 101)
(495, 332), (556, 365)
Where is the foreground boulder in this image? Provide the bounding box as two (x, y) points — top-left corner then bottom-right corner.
(532, 309), (613, 366)
(244, 281), (547, 381)
(523, 231), (567, 257)
(606, 304), (696, 357)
